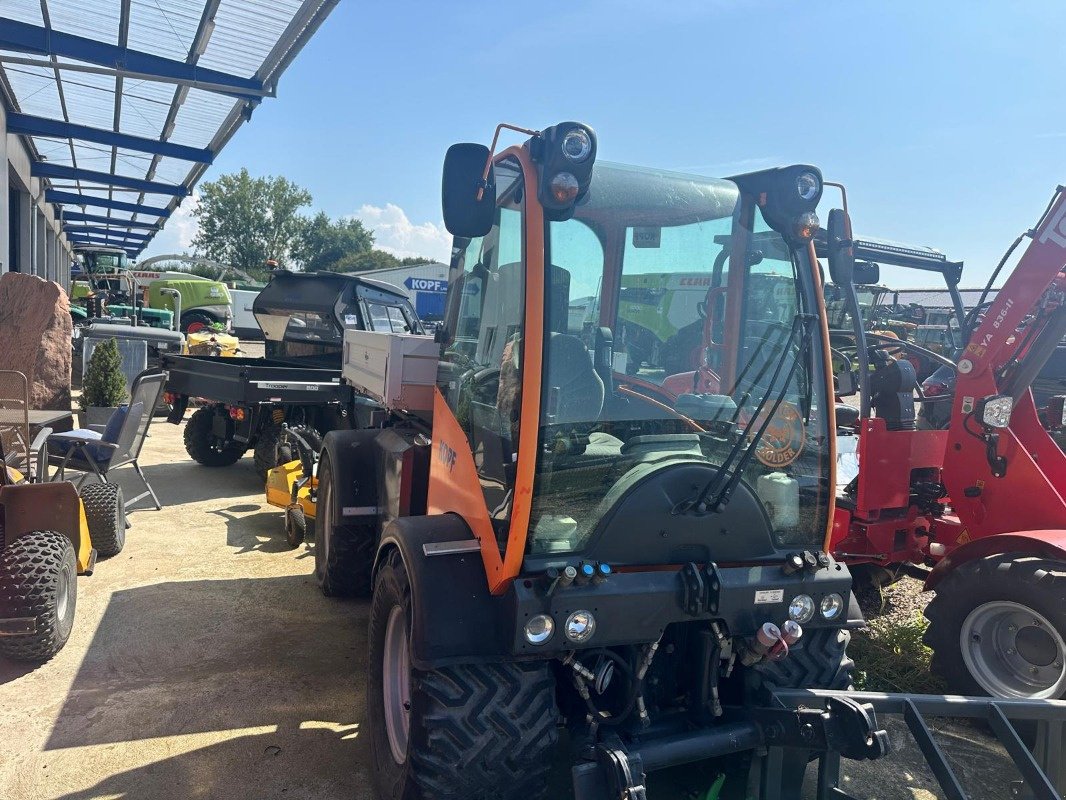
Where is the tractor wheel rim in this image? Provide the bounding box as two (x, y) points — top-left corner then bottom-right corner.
(55, 561), (71, 621)
(382, 604), (411, 764)
(961, 601), (1066, 699)
(187, 321), (206, 334)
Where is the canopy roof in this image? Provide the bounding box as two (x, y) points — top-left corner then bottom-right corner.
(0, 0), (337, 257)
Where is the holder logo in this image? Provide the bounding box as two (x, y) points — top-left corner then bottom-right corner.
(742, 401), (806, 468)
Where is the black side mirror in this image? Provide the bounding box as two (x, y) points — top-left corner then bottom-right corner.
(826, 208), (855, 284)
(853, 261), (880, 285)
(442, 143), (495, 237)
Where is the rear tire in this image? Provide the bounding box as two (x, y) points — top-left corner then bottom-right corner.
(79, 483), (126, 557)
(368, 550), (558, 800)
(313, 452), (374, 597)
(184, 407), (244, 467)
(253, 425), (287, 476)
(924, 554), (1066, 699)
(0, 531), (77, 662)
(181, 310), (214, 334)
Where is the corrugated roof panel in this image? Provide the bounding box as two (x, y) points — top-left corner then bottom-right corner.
(45, 0), (122, 45)
(2, 63), (60, 117)
(1, 0), (44, 26)
(198, 0), (304, 77)
(1, 0), (337, 255)
(127, 0), (202, 63)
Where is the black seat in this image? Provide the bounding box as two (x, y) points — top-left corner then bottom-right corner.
(544, 333), (604, 426)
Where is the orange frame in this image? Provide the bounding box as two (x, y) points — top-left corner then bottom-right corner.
(427, 146), (545, 595)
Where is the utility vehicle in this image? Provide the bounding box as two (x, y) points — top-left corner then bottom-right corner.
(0, 457), (125, 662)
(309, 122), (895, 799)
(825, 192), (1066, 701)
(163, 271), (422, 474)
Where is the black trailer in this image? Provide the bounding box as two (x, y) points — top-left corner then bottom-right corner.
(163, 271), (422, 473)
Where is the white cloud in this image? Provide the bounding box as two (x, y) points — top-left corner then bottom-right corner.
(351, 203), (451, 263)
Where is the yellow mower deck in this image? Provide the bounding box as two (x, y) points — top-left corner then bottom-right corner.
(265, 459), (316, 520)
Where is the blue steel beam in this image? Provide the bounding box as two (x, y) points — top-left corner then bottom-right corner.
(33, 161), (188, 197)
(62, 212), (159, 230)
(0, 18), (267, 100)
(67, 232), (144, 250)
(9, 113), (213, 163)
(46, 189), (171, 217)
(64, 225), (152, 242)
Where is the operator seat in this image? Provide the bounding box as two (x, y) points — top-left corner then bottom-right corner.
(544, 332), (605, 426)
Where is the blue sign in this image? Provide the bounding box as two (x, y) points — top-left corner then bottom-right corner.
(404, 277), (448, 293)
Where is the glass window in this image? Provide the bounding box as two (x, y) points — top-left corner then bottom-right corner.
(526, 162), (830, 557)
(365, 302), (416, 333)
(437, 158), (525, 546)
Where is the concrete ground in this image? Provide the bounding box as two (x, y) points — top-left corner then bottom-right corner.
(0, 354), (1029, 799)
(0, 417), (373, 800)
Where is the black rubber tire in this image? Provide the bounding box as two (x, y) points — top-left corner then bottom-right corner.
(181, 310), (214, 334)
(253, 424), (287, 476)
(184, 407), (244, 467)
(368, 550), (558, 800)
(285, 505), (306, 549)
(79, 482), (126, 558)
(750, 627), (855, 694)
(0, 531), (77, 662)
(314, 451), (374, 598)
(924, 554), (1066, 698)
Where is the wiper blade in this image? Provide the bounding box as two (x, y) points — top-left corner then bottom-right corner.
(684, 313), (816, 515)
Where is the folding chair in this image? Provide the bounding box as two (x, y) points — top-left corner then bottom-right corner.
(47, 368), (166, 511)
(0, 370), (50, 480)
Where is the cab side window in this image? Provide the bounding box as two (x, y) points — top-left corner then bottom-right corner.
(437, 158), (525, 544)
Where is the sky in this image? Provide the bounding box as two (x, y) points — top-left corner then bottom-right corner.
(143, 0), (1066, 289)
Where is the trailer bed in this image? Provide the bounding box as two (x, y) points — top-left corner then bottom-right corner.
(161, 354), (349, 406)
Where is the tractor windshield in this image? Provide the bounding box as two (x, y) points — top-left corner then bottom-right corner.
(527, 162), (831, 555)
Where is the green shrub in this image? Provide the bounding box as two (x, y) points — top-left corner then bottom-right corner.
(850, 611), (946, 694)
(80, 338), (128, 411)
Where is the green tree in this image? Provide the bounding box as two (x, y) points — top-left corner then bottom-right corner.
(329, 250), (434, 273)
(80, 338), (128, 411)
(295, 212), (375, 271)
(192, 168), (312, 273)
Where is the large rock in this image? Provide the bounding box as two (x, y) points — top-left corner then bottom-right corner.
(0, 272), (72, 411)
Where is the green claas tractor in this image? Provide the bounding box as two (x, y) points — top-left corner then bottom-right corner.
(70, 245), (232, 333)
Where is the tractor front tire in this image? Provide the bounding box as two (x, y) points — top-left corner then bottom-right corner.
(0, 531), (77, 662)
(313, 451), (374, 598)
(368, 550), (558, 800)
(184, 407), (244, 467)
(924, 554), (1066, 699)
(80, 482), (126, 557)
(750, 626), (855, 694)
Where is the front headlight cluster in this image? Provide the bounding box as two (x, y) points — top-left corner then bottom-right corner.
(788, 592), (844, 623)
(523, 609), (597, 646)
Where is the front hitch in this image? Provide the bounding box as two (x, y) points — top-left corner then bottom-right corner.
(571, 696), (889, 800)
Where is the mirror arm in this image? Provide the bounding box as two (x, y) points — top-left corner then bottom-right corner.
(477, 122), (540, 201)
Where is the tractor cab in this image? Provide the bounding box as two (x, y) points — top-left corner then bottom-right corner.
(434, 123), (838, 592)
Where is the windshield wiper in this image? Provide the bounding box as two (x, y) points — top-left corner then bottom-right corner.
(683, 313), (816, 515)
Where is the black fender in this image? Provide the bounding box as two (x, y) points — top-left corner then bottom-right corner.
(375, 514), (512, 670)
(320, 429), (385, 530)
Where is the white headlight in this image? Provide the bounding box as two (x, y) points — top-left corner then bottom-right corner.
(820, 593), (844, 620)
(561, 129), (592, 163)
(789, 594), (815, 624)
(565, 610), (596, 643)
(980, 395), (1013, 428)
(524, 614), (554, 645)
(797, 171), (820, 202)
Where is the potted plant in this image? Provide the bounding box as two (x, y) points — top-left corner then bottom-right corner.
(79, 338), (128, 427)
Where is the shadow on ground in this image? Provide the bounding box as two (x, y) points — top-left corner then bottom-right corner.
(45, 575), (368, 752)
